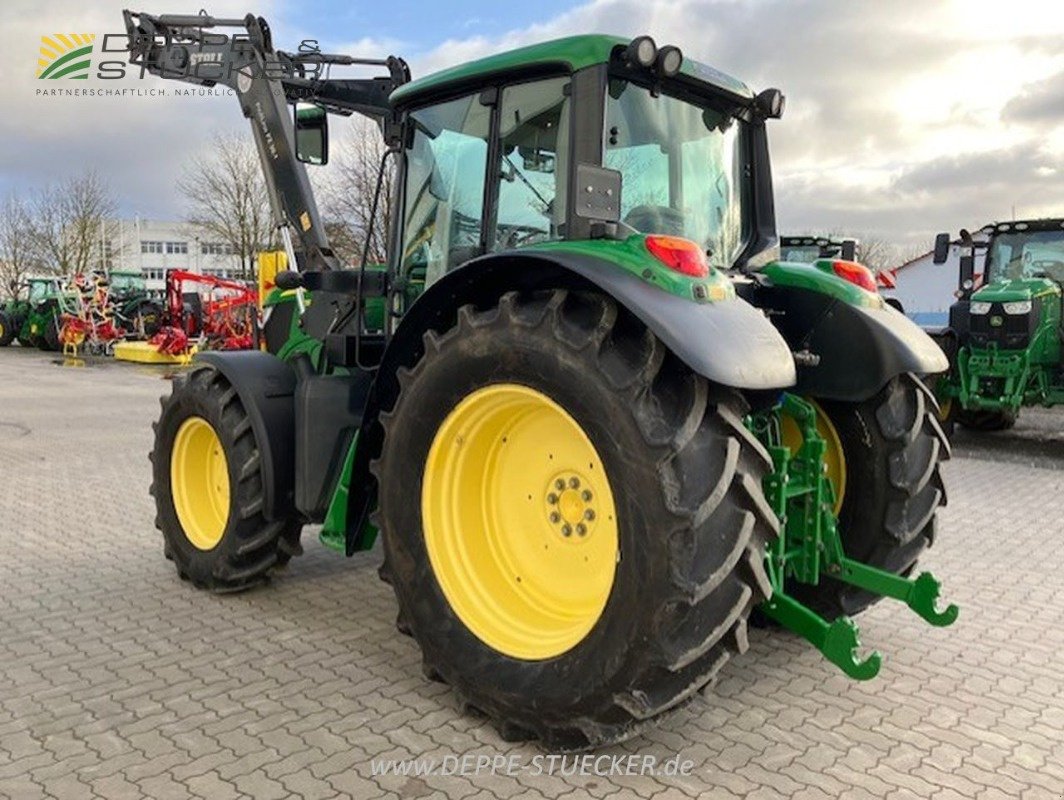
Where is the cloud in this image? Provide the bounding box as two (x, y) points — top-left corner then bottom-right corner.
(2, 0), (1063, 255)
(1002, 70), (1064, 126)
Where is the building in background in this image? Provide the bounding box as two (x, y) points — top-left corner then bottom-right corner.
(101, 219), (246, 292)
(879, 232), (988, 327)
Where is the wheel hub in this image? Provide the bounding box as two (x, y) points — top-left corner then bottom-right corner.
(545, 473), (597, 538)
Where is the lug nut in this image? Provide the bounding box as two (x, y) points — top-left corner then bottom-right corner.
(549, 512), (561, 524)
(569, 477), (580, 489)
(576, 523), (587, 536)
(584, 509), (595, 521)
(581, 490), (592, 502)
(562, 524), (572, 537)
(555, 478), (566, 491)
(547, 493), (558, 505)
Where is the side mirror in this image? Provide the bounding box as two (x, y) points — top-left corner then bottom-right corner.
(932, 233), (950, 265)
(294, 103), (329, 165)
(840, 239), (857, 262)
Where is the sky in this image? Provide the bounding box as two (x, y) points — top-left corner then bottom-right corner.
(2, 0), (1064, 254)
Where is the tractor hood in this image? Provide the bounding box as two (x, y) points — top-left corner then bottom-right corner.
(972, 277), (1061, 304)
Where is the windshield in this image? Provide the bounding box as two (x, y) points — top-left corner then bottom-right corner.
(781, 245), (821, 264)
(604, 80), (748, 269)
(988, 230), (1064, 284)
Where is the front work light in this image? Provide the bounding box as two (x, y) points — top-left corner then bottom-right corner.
(657, 45), (683, 76)
(969, 301), (992, 314)
(626, 36), (657, 68)
(1003, 300), (1032, 315)
(754, 88), (786, 119)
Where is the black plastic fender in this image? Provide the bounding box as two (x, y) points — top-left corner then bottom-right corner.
(759, 285), (949, 400)
(344, 251), (796, 553)
(194, 351), (297, 520)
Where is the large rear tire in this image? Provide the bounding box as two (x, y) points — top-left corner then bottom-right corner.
(150, 365), (303, 591)
(792, 375), (949, 618)
(376, 290), (778, 749)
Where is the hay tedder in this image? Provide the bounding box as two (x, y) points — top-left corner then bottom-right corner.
(127, 10), (957, 748)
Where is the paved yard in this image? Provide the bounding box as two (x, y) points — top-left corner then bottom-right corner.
(1, 346), (1062, 800)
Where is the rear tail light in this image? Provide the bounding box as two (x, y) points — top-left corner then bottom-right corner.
(645, 235), (708, 278)
(831, 260), (877, 293)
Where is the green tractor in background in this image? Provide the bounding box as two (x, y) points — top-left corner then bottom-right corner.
(930, 219), (1064, 432)
(108, 270), (164, 339)
(0, 276), (66, 350)
(128, 11), (956, 748)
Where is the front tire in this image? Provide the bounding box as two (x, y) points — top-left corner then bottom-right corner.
(0, 312), (14, 347)
(150, 365), (302, 591)
(376, 290), (778, 749)
(956, 407), (1017, 431)
(794, 375), (949, 618)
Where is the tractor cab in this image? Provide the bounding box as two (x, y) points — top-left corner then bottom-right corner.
(25, 276), (63, 304)
(780, 236), (859, 264)
(382, 35), (784, 309)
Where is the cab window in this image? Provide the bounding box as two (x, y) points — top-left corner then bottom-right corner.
(401, 94), (491, 286)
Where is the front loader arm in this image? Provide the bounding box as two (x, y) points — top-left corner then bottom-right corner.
(123, 10), (409, 272)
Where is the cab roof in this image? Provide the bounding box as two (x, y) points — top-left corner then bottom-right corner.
(390, 34), (753, 107)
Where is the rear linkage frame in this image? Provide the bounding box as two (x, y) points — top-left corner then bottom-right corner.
(750, 394), (959, 680)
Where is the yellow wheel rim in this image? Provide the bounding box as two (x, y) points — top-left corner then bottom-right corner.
(170, 416), (230, 550)
(421, 383), (619, 660)
(937, 396), (953, 423)
(780, 400), (847, 515)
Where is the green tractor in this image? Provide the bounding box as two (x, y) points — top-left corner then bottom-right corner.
(780, 235), (859, 264)
(0, 276), (66, 350)
(108, 270), (164, 338)
(128, 11), (956, 748)
(930, 220), (1064, 432)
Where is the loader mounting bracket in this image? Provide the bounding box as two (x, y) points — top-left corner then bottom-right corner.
(750, 394), (959, 680)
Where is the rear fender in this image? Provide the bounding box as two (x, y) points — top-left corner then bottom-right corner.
(758, 278), (949, 401)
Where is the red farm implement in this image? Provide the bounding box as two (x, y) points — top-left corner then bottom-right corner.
(150, 270), (258, 356)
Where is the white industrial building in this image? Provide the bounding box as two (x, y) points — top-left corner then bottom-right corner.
(102, 219), (248, 292)
(879, 232), (988, 327)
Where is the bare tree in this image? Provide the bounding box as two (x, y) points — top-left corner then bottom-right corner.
(0, 193), (43, 300)
(318, 117), (395, 266)
(178, 132), (276, 279)
(28, 170), (117, 277)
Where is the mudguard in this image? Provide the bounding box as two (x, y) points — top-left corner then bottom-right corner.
(194, 351), (297, 520)
(758, 283), (949, 400)
(391, 251), (797, 391)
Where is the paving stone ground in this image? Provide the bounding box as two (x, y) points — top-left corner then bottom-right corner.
(1, 346), (1062, 800)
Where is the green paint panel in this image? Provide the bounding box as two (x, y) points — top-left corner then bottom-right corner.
(762, 260), (882, 308)
(527, 235), (736, 304)
(390, 34), (752, 107)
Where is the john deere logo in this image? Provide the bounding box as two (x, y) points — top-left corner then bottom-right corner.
(37, 34), (95, 80)
(990, 316), (1004, 327)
